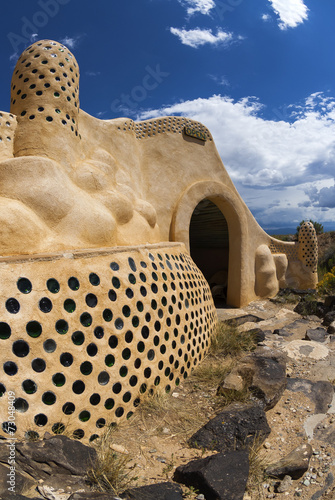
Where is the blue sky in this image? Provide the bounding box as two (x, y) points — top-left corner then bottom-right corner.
(1, 0), (335, 232)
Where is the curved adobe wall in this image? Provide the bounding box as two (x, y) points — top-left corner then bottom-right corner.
(0, 243), (217, 442)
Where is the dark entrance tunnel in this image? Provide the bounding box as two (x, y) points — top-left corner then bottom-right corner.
(189, 199), (229, 306)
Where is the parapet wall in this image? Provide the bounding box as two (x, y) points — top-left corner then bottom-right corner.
(0, 243), (217, 442)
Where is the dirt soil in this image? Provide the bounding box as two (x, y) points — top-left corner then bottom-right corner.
(90, 298), (335, 500)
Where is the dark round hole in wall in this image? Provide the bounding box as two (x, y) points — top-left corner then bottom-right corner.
(86, 294), (97, 308)
(12, 340), (29, 357)
(110, 262), (119, 271)
(39, 297), (53, 313)
(134, 358), (141, 369)
(68, 276), (80, 290)
(47, 278), (60, 293)
(89, 273), (100, 286)
(119, 366), (128, 377)
(0, 384), (6, 396)
(55, 319), (69, 335)
(73, 429), (84, 440)
(90, 393), (101, 406)
(128, 257), (136, 272)
(72, 331), (84, 345)
(96, 418), (106, 428)
(112, 382), (121, 394)
(17, 277), (32, 294)
(32, 358), (46, 372)
(80, 361), (93, 375)
(60, 352), (73, 367)
(94, 326), (104, 339)
(108, 289), (117, 302)
(98, 371), (110, 385)
(52, 373), (66, 387)
(132, 316), (139, 328)
(105, 354), (115, 367)
(128, 274), (136, 284)
(64, 299), (76, 313)
(122, 348), (131, 360)
(105, 398), (114, 410)
(111, 276), (121, 291)
(2, 422), (17, 434)
(115, 407), (124, 418)
(147, 349), (155, 361)
(141, 326), (149, 339)
(0, 322), (11, 340)
(6, 298), (20, 314)
(52, 423), (65, 434)
(103, 308), (113, 322)
(87, 343), (98, 357)
(140, 286), (147, 297)
(125, 330), (133, 343)
(22, 379), (37, 394)
(72, 380), (85, 394)
(137, 341), (145, 353)
(115, 318), (124, 330)
(108, 335), (118, 349)
(129, 375), (138, 387)
(62, 402), (75, 415)
(144, 368), (151, 378)
(42, 391), (56, 405)
(80, 312), (92, 327)
(26, 321), (42, 338)
(35, 413), (48, 426)
(14, 397), (29, 413)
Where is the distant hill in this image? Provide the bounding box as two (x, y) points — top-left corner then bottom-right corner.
(264, 223), (335, 236)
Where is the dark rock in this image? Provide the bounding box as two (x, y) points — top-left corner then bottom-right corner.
(328, 323), (335, 335)
(273, 328), (293, 337)
(122, 482), (183, 499)
(245, 328), (266, 344)
(305, 327), (328, 343)
(314, 422), (335, 445)
(37, 474), (91, 498)
(189, 402), (270, 452)
(0, 462), (36, 497)
(218, 348), (287, 411)
(0, 496), (42, 500)
(324, 296), (335, 310)
(69, 493), (118, 500)
(294, 299), (326, 318)
(1, 435), (97, 480)
(286, 378), (334, 413)
(224, 314), (262, 327)
(310, 472), (334, 500)
(174, 450), (249, 500)
(323, 311), (335, 326)
(265, 443), (313, 479)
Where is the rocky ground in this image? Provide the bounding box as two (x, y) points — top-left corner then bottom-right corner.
(1, 294), (335, 500)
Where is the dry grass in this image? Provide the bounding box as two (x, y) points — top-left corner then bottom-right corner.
(210, 322), (258, 357)
(245, 437), (273, 499)
(87, 426), (137, 495)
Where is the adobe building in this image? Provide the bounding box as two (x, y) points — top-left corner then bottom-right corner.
(0, 40), (317, 441)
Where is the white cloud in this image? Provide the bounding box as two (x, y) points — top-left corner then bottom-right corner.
(209, 74), (230, 86)
(178, 0), (215, 16)
(170, 27), (233, 48)
(60, 35), (84, 50)
(137, 92), (335, 227)
(262, 13), (271, 21)
(268, 0), (309, 30)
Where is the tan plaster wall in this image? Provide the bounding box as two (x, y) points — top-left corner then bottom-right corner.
(0, 243), (217, 442)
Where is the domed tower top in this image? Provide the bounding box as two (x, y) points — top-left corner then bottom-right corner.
(10, 40), (81, 164)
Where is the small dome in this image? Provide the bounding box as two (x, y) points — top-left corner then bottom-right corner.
(10, 40), (80, 138)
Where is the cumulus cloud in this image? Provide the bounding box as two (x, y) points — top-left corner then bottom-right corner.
(137, 92), (335, 227)
(305, 182), (335, 209)
(178, 0), (216, 16)
(268, 0), (309, 29)
(170, 27), (233, 48)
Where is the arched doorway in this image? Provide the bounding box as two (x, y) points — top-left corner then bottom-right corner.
(189, 199), (229, 305)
